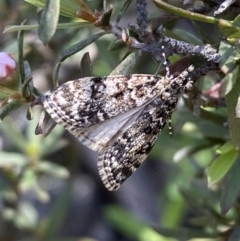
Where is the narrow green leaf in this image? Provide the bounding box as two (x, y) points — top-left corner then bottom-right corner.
(0, 99), (23, 121)
(20, 169), (37, 191)
(116, 0), (134, 24)
(4, 22), (90, 33)
(110, 52), (141, 76)
(153, 0), (218, 24)
(18, 20), (27, 86)
(107, 38), (126, 51)
(38, 0), (60, 45)
(14, 202), (38, 230)
(59, 31), (106, 62)
(155, 227), (217, 239)
(25, 0), (92, 20)
(216, 141), (235, 154)
(225, 74), (240, 151)
(104, 205), (146, 240)
(171, 28), (203, 45)
(0, 151), (27, 167)
(220, 155), (240, 214)
(208, 149), (237, 186)
(35, 161), (69, 179)
(0, 86), (16, 99)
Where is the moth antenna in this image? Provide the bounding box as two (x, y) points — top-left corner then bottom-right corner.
(161, 45), (170, 77)
(168, 119), (172, 138)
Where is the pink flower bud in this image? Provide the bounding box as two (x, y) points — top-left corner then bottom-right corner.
(0, 52), (16, 79)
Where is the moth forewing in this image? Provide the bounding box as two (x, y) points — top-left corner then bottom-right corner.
(42, 74), (172, 130)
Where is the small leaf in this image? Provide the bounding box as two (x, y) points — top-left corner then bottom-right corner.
(226, 74), (240, 151)
(79, 52), (93, 78)
(208, 149), (237, 186)
(220, 155), (240, 215)
(38, 0), (60, 45)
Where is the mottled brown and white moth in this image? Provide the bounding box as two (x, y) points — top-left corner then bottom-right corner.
(42, 66), (194, 191)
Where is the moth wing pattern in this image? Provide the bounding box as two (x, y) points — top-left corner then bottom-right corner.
(42, 74), (169, 131)
(97, 97), (175, 191)
(74, 104), (147, 152)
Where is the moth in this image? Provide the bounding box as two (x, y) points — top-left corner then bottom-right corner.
(42, 66), (194, 191)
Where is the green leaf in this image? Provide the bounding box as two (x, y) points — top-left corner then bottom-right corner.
(20, 169), (37, 191)
(171, 28), (203, 45)
(104, 205), (147, 240)
(58, 31), (106, 62)
(216, 141), (235, 154)
(14, 202), (38, 230)
(0, 151), (27, 167)
(225, 73), (240, 151)
(208, 149), (237, 186)
(38, 0), (60, 45)
(153, 0), (218, 24)
(3, 22), (90, 33)
(219, 41), (236, 74)
(110, 52), (141, 76)
(220, 155), (240, 214)
(0, 86), (16, 99)
(35, 161), (69, 179)
(0, 99), (24, 122)
(180, 179), (220, 212)
(25, 0), (93, 19)
(155, 227), (217, 239)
